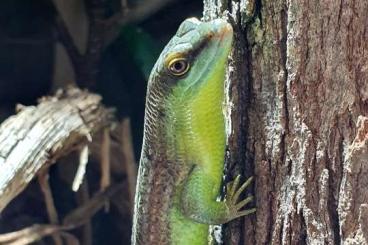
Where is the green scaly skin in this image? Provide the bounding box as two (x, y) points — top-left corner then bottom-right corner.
(132, 18), (255, 245)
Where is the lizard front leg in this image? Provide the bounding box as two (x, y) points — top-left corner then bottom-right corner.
(180, 165), (256, 225)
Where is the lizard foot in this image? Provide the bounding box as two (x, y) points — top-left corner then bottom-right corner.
(225, 175), (256, 220)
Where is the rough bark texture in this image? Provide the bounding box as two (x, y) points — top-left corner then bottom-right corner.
(0, 88), (114, 212)
(203, 0), (368, 244)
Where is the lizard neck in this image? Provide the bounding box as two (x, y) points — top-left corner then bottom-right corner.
(133, 78), (180, 245)
(165, 57), (227, 245)
(167, 58), (227, 178)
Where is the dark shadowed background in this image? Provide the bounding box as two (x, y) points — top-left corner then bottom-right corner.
(0, 0), (201, 244)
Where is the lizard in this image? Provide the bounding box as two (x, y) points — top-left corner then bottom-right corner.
(131, 17), (256, 245)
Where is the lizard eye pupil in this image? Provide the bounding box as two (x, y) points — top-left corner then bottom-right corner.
(174, 62), (184, 70)
(168, 58), (190, 76)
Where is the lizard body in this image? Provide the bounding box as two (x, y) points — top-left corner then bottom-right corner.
(132, 18), (255, 245)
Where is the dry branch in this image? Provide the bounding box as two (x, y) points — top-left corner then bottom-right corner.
(0, 183), (123, 245)
(0, 87), (115, 212)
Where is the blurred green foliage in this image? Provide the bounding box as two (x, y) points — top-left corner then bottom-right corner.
(119, 25), (160, 80)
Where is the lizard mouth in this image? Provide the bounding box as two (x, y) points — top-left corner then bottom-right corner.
(218, 23), (233, 39)
(210, 20), (233, 42)
(179, 19), (233, 92)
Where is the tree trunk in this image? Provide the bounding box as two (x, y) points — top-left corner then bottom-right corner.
(203, 0), (368, 244)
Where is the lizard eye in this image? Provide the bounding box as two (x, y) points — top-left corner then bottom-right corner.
(168, 58), (190, 76)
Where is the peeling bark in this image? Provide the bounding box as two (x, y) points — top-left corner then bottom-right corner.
(204, 0), (368, 244)
(0, 88), (114, 212)
(339, 116), (368, 244)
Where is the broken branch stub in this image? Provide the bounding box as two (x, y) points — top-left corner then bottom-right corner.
(0, 87), (115, 212)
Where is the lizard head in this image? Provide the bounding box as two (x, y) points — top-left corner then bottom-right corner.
(144, 18), (233, 158)
(149, 17), (233, 94)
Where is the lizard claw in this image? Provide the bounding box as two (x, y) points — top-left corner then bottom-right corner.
(225, 175), (256, 220)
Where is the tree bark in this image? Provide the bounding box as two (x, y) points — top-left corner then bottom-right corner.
(0, 88), (114, 213)
(203, 0), (368, 244)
